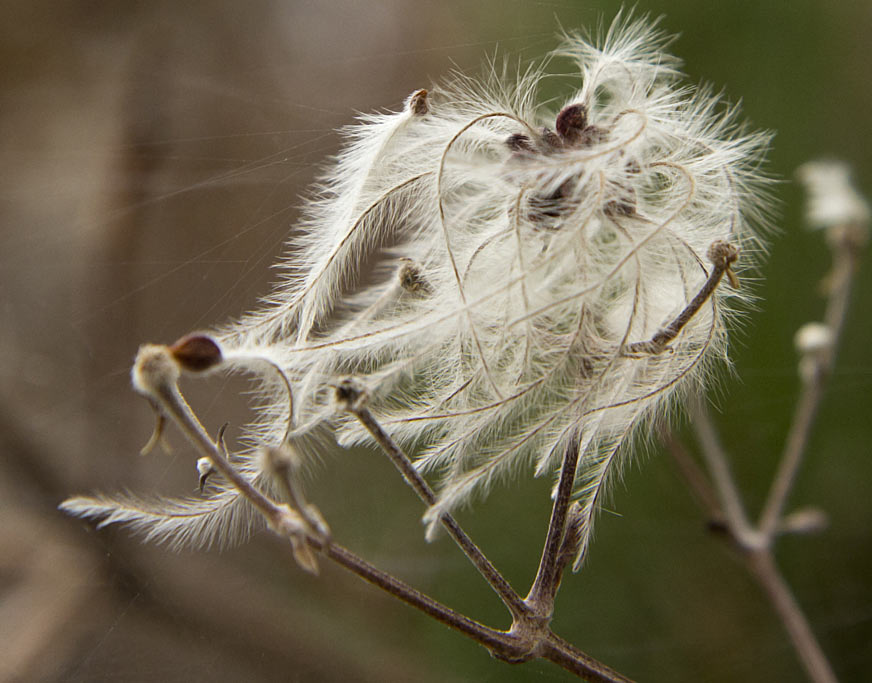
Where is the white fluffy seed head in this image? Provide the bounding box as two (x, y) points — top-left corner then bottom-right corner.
(214, 14), (773, 565)
(67, 15), (774, 561)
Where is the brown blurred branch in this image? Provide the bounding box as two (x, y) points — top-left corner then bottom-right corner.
(666, 219), (866, 683)
(758, 222), (865, 538)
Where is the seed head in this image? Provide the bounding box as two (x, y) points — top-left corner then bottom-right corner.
(210, 14), (772, 565)
(68, 15), (773, 561)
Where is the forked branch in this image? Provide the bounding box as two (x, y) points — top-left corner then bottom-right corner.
(130, 344), (628, 682)
(665, 215), (866, 683)
(334, 378), (529, 619)
(625, 240), (739, 356)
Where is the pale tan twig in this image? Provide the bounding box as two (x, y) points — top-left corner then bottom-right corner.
(676, 396), (838, 683)
(758, 224), (863, 537)
(688, 397), (757, 546)
(666, 222), (866, 683)
(659, 427), (722, 521)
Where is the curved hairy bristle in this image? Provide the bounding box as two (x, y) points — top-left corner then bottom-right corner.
(77, 13), (773, 566)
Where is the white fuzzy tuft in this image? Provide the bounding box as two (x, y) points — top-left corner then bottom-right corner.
(60, 490), (262, 551)
(797, 160), (869, 229)
(66, 15), (772, 564)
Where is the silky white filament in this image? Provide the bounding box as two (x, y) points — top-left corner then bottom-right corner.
(64, 15), (772, 567)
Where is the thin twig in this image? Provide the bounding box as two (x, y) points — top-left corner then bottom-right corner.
(660, 427), (722, 520)
(542, 633), (634, 683)
(146, 366), (283, 526)
(136, 350), (509, 651)
(133, 346), (629, 682)
(525, 437), (580, 617)
(669, 408), (839, 683)
(320, 542), (509, 653)
(688, 395), (756, 544)
(758, 232), (860, 537)
(323, 538), (631, 682)
(746, 551), (837, 683)
(664, 223), (865, 683)
(337, 380), (529, 619)
(625, 240), (738, 355)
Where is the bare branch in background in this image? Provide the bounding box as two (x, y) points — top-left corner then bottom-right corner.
(667, 160), (868, 683)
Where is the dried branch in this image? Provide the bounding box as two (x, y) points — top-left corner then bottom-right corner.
(525, 437), (581, 619)
(336, 378), (529, 619)
(125, 343), (628, 682)
(758, 221), (865, 537)
(666, 164), (868, 683)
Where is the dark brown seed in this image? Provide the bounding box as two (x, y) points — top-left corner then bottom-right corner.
(398, 259), (432, 295)
(169, 333), (223, 372)
(555, 103), (608, 147)
(408, 89), (429, 116)
(506, 133), (535, 153)
(540, 127), (562, 150)
(556, 103), (588, 142)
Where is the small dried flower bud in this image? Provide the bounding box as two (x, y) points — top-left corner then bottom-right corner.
(779, 507), (829, 536)
(132, 344), (180, 397)
(795, 322), (833, 382)
(797, 160), (870, 230)
(706, 241), (740, 287)
(794, 322), (832, 355)
(398, 258), (432, 295)
(707, 240), (740, 270)
(407, 88), (429, 116)
(169, 334), (223, 373)
(333, 377), (369, 412)
(196, 457), (215, 493)
(506, 133), (535, 154)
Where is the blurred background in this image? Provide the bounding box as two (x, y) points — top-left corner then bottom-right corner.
(1, 1), (870, 681)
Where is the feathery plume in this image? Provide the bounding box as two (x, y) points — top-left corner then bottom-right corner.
(64, 15), (771, 566)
